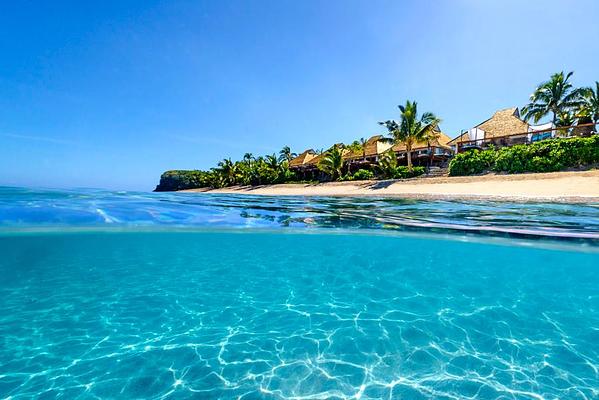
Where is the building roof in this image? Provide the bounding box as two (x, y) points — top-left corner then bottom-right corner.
(448, 107), (530, 145)
(289, 149), (317, 167)
(304, 144), (351, 166)
(391, 130), (453, 152)
(344, 135), (394, 159)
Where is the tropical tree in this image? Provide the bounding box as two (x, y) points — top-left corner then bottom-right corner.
(555, 111), (575, 137)
(377, 150), (398, 179)
(578, 81), (599, 131)
(278, 146), (296, 163)
(379, 100), (441, 171)
(359, 137), (367, 160)
(216, 158), (238, 186)
(424, 128), (442, 170)
(522, 71), (584, 126)
(318, 145), (344, 181)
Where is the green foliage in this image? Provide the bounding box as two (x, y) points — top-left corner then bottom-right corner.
(377, 150), (399, 179)
(344, 169), (374, 181)
(317, 146), (345, 181)
(448, 136), (599, 176)
(379, 100), (441, 170)
(154, 170), (214, 191)
(448, 149), (497, 176)
(376, 151), (424, 179)
(522, 71), (584, 125)
(393, 166), (425, 179)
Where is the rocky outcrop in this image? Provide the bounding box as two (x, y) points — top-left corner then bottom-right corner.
(154, 170), (205, 192)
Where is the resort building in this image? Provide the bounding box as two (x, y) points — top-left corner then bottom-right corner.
(391, 130), (454, 167)
(288, 149), (319, 179)
(448, 107), (558, 153)
(289, 132), (455, 179)
(344, 135), (393, 165)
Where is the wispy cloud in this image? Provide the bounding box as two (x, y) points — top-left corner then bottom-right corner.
(0, 133), (76, 145)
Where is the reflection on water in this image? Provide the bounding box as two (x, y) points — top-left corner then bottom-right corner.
(1, 186), (599, 241)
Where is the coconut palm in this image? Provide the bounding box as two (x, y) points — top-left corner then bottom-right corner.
(379, 100), (441, 171)
(359, 137), (367, 161)
(578, 81), (599, 131)
(377, 150), (398, 179)
(424, 128), (442, 170)
(243, 153), (254, 164)
(522, 71), (584, 126)
(555, 111), (576, 137)
(318, 146), (344, 181)
(216, 158), (237, 186)
(278, 146), (296, 163)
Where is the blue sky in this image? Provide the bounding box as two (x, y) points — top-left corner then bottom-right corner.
(1, 0), (598, 190)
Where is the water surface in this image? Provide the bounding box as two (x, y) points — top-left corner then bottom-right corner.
(0, 187), (598, 399)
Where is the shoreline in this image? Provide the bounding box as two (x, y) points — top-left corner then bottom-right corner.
(181, 170), (599, 203)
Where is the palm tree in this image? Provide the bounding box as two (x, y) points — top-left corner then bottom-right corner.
(555, 111), (575, 137)
(278, 146), (296, 163)
(578, 81), (599, 132)
(318, 146), (344, 181)
(377, 150), (398, 179)
(216, 158), (237, 186)
(522, 71), (584, 127)
(243, 153), (254, 165)
(379, 100), (441, 171)
(359, 137), (367, 161)
(424, 128), (442, 171)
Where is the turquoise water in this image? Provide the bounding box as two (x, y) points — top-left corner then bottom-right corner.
(1, 188), (598, 399)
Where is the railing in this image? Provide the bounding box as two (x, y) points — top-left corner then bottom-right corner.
(454, 122), (596, 153)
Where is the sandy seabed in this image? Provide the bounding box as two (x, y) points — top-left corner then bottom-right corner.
(182, 170), (599, 203)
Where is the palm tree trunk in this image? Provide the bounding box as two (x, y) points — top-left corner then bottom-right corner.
(406, 144), (413, 171)
(428, 142), (433, 173)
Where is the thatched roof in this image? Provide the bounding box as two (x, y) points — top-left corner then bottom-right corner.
(344, 135), (394, 159)
(289, 149), (317, 167)
(448, 107), (530, 144)
(391, 130), (453, 152)
(304, 144), (351, 166)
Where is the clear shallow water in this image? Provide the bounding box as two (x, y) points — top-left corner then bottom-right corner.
(0, 187), (598, 399)
(2, 186), (599, 240)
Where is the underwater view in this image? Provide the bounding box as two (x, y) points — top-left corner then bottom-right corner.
(1, 187), (598, 399)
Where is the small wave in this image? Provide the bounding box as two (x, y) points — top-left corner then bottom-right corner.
(1, 187), (598, 242)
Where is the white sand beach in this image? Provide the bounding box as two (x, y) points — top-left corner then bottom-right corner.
(183, 170), (599, 202)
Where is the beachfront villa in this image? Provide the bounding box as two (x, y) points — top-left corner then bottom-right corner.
(287, 106), (596, 181)
(288, 133), (454, 179)
(447, 107), (557, 153)
(391, 130), (454, 166)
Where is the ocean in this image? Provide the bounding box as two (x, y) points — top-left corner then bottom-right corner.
(0, 187), (598, 399)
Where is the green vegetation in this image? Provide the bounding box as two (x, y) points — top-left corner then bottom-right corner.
(376, 150), (425, 179)
(379, 100), (441, 171)
(317, 145), (345, 181)
(579, 82), (599, 128)
(522, 71), (583, 126)
(156, 72), (598, 191)
(449, 136), (599, 176)
(343, 169), (374, 181)
(522, 71), (597, 135)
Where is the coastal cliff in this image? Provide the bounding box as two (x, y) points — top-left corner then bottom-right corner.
(154, 170), (204, 192)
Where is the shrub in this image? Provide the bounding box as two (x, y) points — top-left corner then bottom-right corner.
(393, 166), (425, 179)
(448, 149), (496, 176)
(350, 169), (375, 181)
(448, 135), (599, 176)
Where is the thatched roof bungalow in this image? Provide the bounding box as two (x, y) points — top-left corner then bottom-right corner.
(447, 107), (551, 152)
(344, 135), (393, 164)
(289, 149), (318, 168)
(391, 130), (453, 167)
